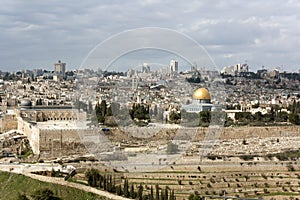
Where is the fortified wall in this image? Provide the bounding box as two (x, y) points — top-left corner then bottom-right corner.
(0, 111), (18, 132)
(193, 126), (300, 141)
(16, 106), (89, 159)
(18, 118), (90, 159)
(38, 128), (88, 159)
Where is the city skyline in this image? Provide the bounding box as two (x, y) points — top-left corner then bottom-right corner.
(1, 0), (300, 72)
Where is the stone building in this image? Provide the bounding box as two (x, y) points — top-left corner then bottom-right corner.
(17, 106), (88, 158)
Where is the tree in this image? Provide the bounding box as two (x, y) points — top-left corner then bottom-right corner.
(188, 193), (203, 200)
(95, 101), (108, 123)
(253, 112), (263, 121)
(123, 179), (129, 197)
(289, 113), (300, 125)
(166, 142), (179, 154)
(137, 184), (143, 200)
(129, 103), (150, 121)
(31, 188), (57, 200)
(150, 186), (154, 200)
(160, 188), (164, 200)
(153, 105), (158, 116)
(130, 184), (136, 199)
(276, 111), (288, 122)
(170, 189), (176, 200)
(100, 100), (107, 116)
(169, 111), (181, 124)
(155, 184), (160, 200)
(181, 110), (199, 127)
(17, 193), (29, 200)
(164, 186), (168, 200)
(116, 185), (123, 196)
(199, 111), (211, 126)
(85, 168), (100, 187)
(88, 101), (93, 114)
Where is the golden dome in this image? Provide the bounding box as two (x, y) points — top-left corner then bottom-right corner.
(193, 88), (211, 100)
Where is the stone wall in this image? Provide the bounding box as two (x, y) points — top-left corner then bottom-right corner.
(39, 128), (88, 159)
(17, 117), (40, 154)
(0, 114), (18, 132)
(193, 126), (300, 141)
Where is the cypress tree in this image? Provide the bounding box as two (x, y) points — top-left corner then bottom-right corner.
(124, 179), (129, 197)
(112, 174), (116, 193)
(161, 188), (164, 200)
(155, 184), (159, 200)
(108, 174), (113, 192)
(103, 174), (107, 191)
(137, 184), (143, 200)
(165, 186), (168, 200)
(116, 185), (122, 196)
(99, 174), (102, 189)
(150, 185), (154, 200)
(130, 184), (136, 199)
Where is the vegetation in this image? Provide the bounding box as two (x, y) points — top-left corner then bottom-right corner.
(267, 149), (300, 161)
(85, 168), (177, 200)
(166, 142), (179, 154)
(95, 100), (113, 124)
(0, 171), (106, 200)
(31, 188), (60, 200)
(169, 111), (181, 124)
(129, 103), (150, 123)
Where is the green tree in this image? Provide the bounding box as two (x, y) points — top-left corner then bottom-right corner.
(123, 179), (129, 198)
(199, 111), (211, 126)
(100, 100), (107, 116)
(116, 185), (123, 196)
(170, 189), (175, 200)
(169, 111), (181, 124)
(17, 193), (29, 200)
(164, 187), (168, 200)
(85, 168), (100, 187)
(130, 184), (136, 199)
(181, 109), (199, 127)
(31, 188), (58, 200)
(155, 184), (160, 200)
(137, 184), (143, 200)
(88, 101), (93, 114)
(276, 111), (288, 122)
(253, 112), (263, 121)
(150, 186), (154, 200)
(188, 193), (203, 200)
(166, 142), (179, 154)
(129, 104), (150, 121)
(289, 113), (300, 125)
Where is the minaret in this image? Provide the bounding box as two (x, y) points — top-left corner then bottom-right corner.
(137, 91), (141, 104)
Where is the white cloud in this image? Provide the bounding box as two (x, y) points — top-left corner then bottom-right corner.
(0, 0), (299, 71)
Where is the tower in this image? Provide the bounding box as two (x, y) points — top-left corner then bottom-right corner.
(169, 60), (178, 73)
(54, 60), (66, 75)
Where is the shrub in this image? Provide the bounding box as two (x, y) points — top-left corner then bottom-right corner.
(261, 174), (267, 180)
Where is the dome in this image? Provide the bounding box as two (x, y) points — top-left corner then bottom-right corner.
(193, 88), (211, 100)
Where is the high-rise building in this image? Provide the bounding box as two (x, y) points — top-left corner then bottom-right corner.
(142, 63), (150, 73)
(170, 60), (178, 73)
(221, 63), (248, 76)
(54, 60), (66, 75)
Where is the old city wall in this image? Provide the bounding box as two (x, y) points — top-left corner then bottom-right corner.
(194, 126), (300, 141)
(0, 114), (18, 133)
(221, 126), (300, 139)
(39, 128), (89, 159)
(17, 117), (40, 154)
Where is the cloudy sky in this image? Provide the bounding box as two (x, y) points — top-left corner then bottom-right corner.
(1, 0), (300, 72)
